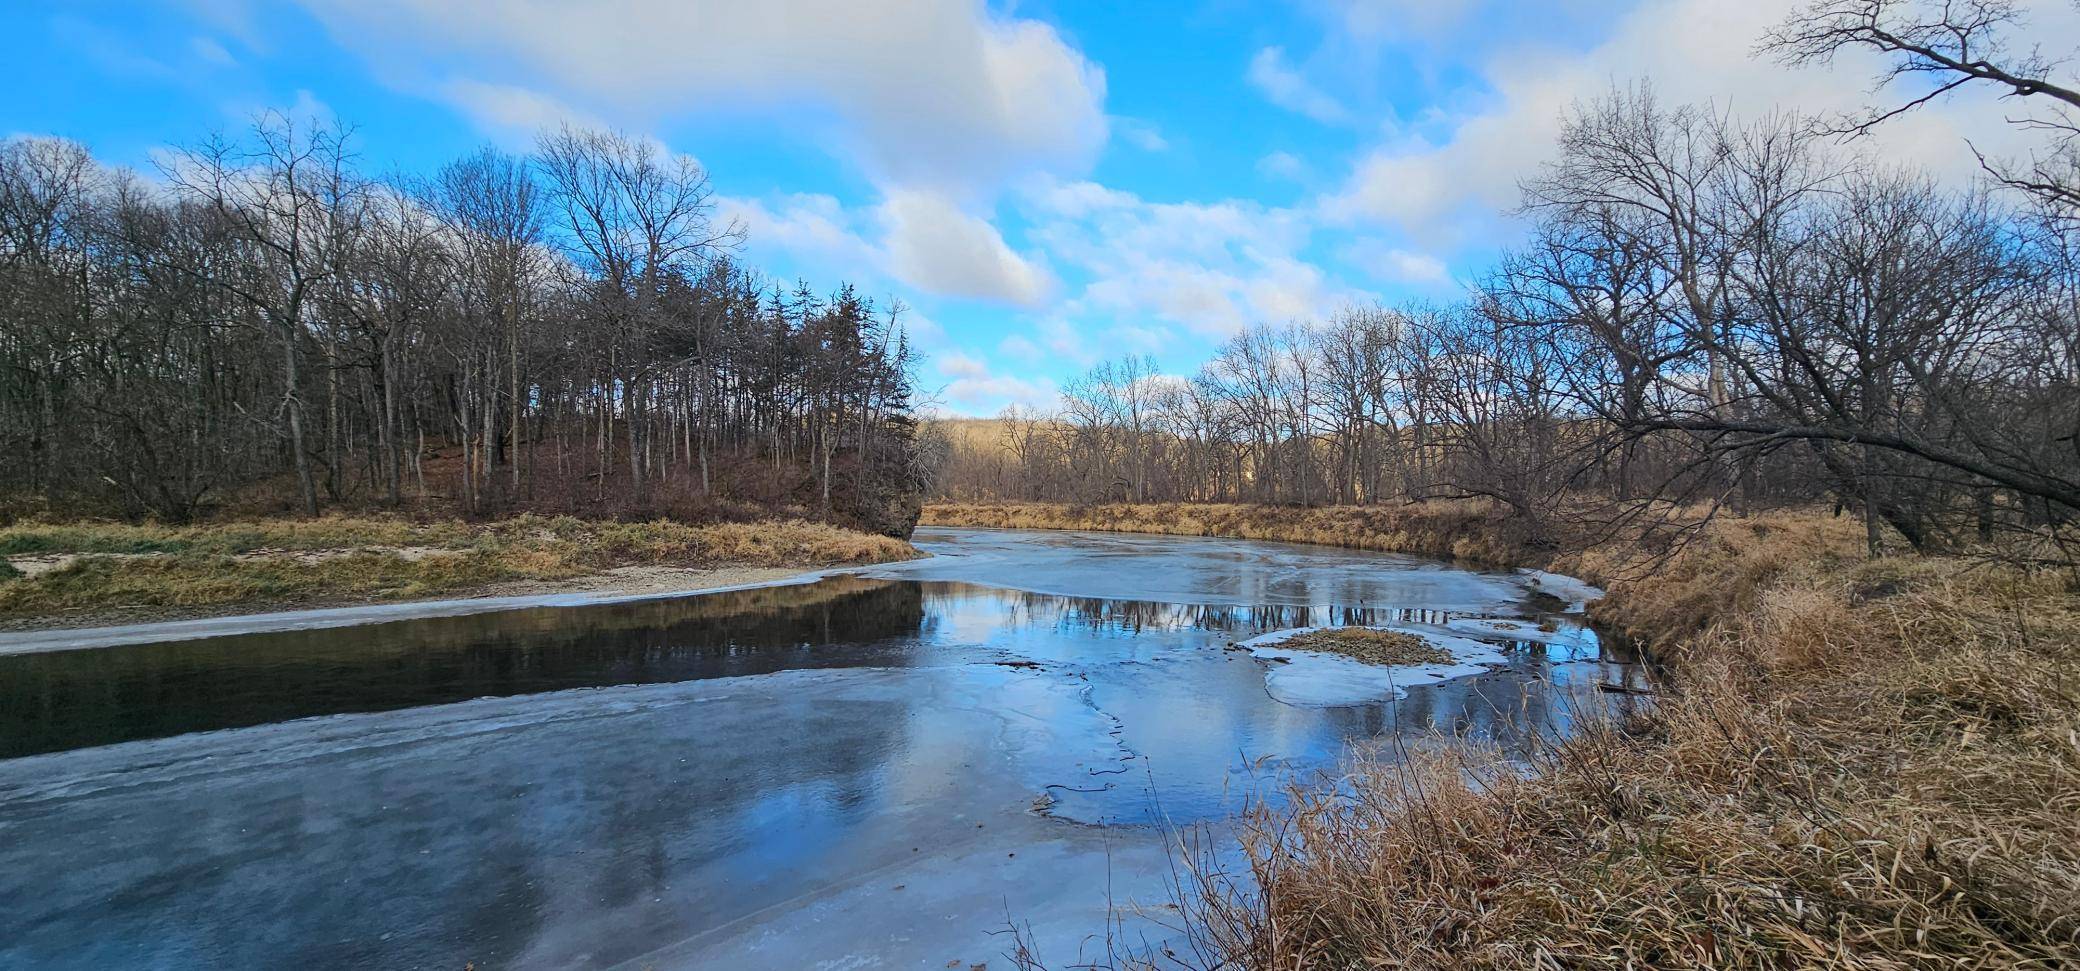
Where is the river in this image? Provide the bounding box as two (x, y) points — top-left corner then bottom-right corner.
(0, 527), (1643, 969)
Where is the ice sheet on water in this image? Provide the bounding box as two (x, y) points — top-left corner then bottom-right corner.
(1239, 626), (1509, 707)
(1517, 569), (1605, 612)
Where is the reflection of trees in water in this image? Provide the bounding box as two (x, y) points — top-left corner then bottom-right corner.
(916, 583), (1591, 652)
(0, 578), (928, 757)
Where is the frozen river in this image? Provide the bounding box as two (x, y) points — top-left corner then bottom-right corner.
(0, 527), (1642, 969)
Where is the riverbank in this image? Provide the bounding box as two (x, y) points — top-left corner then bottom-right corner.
(926, 501), (2080, 968)
(923, 500), (1540, 567)
(0, 515), (919, 631)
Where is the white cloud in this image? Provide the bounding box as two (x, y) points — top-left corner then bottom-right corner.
(936, 349), (992, 380)
(1042, 317), (1109, 365)
(894, 306), (946, 348)
(1329, 0), (2080, 245)
(181, 0), (270, 52)
(1383, 249), (1449, 286)
(190, 36), (236, 68)
(1343, 238), (1453, 286)
(998, 334), (1044, 362)
(1247, 46), (1350, 124)
(296, 0), (1108, 195)
(932, 352), (1059, 414)
(285, 89), (336, 128)
(879, 189), (1053, 307)
(1258, 150), (1309, 182)
(1114, 117), (1170, 152)
(439, 80), (599, 143)
(1022, 179), (1372, 338)
(721, 192), (882, 275)
(720, 189), (1053, 308)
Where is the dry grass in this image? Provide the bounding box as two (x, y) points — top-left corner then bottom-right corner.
(0, 514), (918, 619)
(0, 516), (475, 556)
(1168, 511), (2080, 970)
(1276, 628), (1456, 666)
(925, 500), (1540, 566)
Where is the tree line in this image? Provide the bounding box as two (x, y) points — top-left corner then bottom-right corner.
(0, 120), (926, 535)
(932, 1), (2080, 557)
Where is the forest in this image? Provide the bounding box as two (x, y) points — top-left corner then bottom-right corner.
(934, 58), (2080, 560)
(0, 123), (926, 536)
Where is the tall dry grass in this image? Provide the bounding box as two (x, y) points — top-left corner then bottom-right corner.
(1170, 512), (2080, 969)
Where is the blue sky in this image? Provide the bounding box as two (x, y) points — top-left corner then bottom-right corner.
(6, 0), (2067, 414)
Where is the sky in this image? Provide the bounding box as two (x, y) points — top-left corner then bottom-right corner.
(7, 0), (2078, 415)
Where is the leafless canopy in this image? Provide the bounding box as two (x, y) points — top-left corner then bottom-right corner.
(0, 118), (924, 534)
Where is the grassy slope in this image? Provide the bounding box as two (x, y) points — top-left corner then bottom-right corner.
(928, 501), (2080, 968)
(0, 514), (918, 618)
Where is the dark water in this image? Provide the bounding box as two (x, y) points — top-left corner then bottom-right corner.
(0, 528), (1642, 970)
(0, 576), (929, 758)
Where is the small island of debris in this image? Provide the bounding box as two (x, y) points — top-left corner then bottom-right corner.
(1271, 627), (1456, 666)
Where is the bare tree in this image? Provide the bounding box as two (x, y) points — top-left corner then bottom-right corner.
(1767, 0), (2080, 210)
(162, 113), (369, 516)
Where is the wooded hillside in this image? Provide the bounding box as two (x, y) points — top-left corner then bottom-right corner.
(0, 122), (926, 536)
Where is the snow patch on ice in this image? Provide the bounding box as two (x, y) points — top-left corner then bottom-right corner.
(1517, 570), (1604, 611)
(1239, 626), (1508, 707)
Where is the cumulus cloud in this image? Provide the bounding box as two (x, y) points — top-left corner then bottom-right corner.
(720, 188), (1052, 307)
(295, 0), (1108, 195)
(1248, 46), (1350, 124)
(936, 349), (992, 380)
(720, 192), (883, 276)
(1022, 179), (1372, 337)
(878, 189), (1054, 307)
